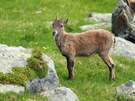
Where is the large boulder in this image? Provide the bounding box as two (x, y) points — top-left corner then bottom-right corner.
(112, 0), (135, 43)
(116, 80), (135, 100)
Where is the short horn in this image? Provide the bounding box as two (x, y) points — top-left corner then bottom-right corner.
(55, 13), (58, 20)
(60, 14), (66, 21)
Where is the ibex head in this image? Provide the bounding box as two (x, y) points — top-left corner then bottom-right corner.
(52, 14), (68, 36)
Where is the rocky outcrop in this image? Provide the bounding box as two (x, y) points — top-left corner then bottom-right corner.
(116, 80), (135, 100)
(0, 44), (79, 101)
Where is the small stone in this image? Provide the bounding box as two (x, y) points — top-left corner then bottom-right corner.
(41, 87), (79, 101)
(116, 80), (135, 100)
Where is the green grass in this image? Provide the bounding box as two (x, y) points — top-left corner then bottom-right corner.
(0, 92), (47, 101)
(56, 55), (135, 101)
(1, 0), (135, 101)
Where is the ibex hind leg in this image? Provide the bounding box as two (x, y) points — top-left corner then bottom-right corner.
(99, 54), (115, 80)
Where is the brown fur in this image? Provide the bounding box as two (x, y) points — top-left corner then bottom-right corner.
(52, 15), (115, 80)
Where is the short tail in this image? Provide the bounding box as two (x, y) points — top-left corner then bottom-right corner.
(113, 37), (116, 49)
(114, 37), (116, 44)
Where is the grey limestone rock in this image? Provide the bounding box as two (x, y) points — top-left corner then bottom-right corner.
(80, 13), (111, 30)
(41, 87), (79, 101)
(0, 44), (31, 73)
(0, 84), (24, 93)
(110, 37), (135, 59)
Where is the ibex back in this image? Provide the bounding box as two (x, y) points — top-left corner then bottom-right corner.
(52, 14), (115, 80)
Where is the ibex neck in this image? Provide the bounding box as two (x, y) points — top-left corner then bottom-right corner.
(55, 28), (65, 48)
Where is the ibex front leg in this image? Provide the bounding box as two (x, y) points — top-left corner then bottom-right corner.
(66, 57), (74, 80)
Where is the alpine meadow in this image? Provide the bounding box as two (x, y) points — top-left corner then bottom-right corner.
(0, 0), (135, 101)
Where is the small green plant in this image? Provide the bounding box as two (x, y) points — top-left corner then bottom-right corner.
(27, 48), (48, 78)
(27, 48), (45, 70)
(31, 48), (43, 59)
(0, 67), (36, 86)
(27, 57), (43, 70)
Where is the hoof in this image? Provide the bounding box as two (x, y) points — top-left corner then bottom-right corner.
(67, 77), (74, 80)
(109, 77), (115, 81)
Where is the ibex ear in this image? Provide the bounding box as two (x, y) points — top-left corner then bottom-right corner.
(64, 19), (68, 25)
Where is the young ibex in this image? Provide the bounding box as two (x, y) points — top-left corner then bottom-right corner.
(52, 14), (115, 80)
